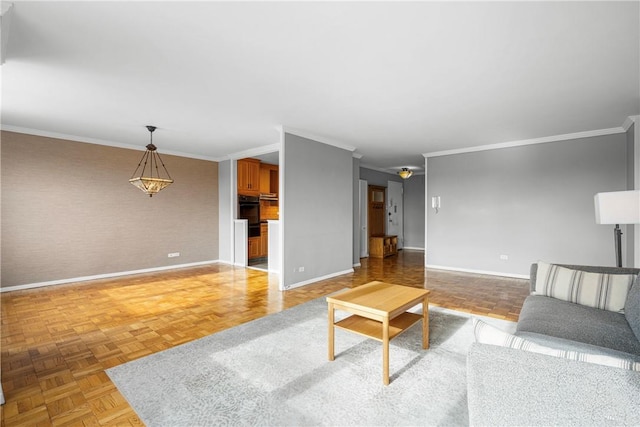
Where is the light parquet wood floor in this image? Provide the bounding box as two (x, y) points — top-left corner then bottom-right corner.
(1, 250), (529, 426)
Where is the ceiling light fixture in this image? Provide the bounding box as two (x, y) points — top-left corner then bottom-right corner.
(398, 168), (413, 179)
(129, 125), (174, 197)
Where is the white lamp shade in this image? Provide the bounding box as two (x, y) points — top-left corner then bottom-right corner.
(594, 190), (640, 225)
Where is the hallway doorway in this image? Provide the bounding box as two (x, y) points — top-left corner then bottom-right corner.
(368, 185), (386, 237)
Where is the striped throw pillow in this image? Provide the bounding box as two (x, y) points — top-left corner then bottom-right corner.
(472, 318), (640, 371)
(534, 261), (637, 313)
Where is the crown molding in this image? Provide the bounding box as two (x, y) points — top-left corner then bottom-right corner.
(280, 126), (357, 153)
(423, 126), (627, 158)
(623, 115), (640, 130)
(227, 143), (281, 160)
(1, 124), (225, 162)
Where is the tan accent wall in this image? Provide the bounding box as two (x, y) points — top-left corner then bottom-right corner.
(1, 131), (219, 288)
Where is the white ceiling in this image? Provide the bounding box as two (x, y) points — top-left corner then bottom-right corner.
(2, 1), (639, 173)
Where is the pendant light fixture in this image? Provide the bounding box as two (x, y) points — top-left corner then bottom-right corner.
(398, 168), (413, 179)
(129, 125), (174, 197)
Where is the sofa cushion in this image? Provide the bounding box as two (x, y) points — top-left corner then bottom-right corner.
(529, 262), (640, 293)
(517, 295), (640, 355)
(626, 278), (640, 342)
(515, 331), (640, 363)
(534, 261), (636, 312)
(473, 318), (640, 371)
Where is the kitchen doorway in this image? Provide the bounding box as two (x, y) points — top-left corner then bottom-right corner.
(243, 151), (279, 272)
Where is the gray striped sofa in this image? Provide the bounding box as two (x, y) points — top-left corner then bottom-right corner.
(467, 263), (640, 426)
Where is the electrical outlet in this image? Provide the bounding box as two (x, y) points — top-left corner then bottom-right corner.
(500, 254), (508, 261)
(298, 266), (305, 272)
(168, 252), (180, 258)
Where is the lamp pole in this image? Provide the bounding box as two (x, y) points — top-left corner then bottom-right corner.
(614, 224), (622, 268)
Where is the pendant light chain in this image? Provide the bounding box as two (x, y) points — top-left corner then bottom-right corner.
(155, 152), (173, 180)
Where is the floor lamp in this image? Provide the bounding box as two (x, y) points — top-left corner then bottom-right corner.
(594, 190), (640, 267)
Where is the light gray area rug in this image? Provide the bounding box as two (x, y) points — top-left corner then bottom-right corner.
(107, 296), (515, 426)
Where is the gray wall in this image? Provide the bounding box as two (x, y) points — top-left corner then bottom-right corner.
(282, 133), (353, 288)
(627, 123), (636, 266)
(1, 131), (219, 288)
(404, 174), (425, 249)
(426, 133), (628, 276)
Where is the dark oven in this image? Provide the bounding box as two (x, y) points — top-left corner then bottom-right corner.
(238, 195), (260, 237)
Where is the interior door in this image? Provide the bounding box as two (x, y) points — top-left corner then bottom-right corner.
(387, 180), (404, 249)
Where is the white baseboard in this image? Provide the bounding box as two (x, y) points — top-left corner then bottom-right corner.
(1, 260), (219, 293)
(284, 268), (354, 290)
(402, 247), (425, 251)
(426, 264), (529, 280)
(353, 262), (362, 268)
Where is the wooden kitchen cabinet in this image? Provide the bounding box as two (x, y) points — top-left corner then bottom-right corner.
(248, 236), (260, 259)
(260, 223), (269, 257)
(259, 163), (279, 221)
(238, 158), (261, 196)
(259, 164), (272, 194)
(259, 163), (279, 195)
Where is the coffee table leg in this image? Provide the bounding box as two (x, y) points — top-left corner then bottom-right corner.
(383, 317), (390, 385)
(423, 296), (429, 349)
(328, 302), (335, 361)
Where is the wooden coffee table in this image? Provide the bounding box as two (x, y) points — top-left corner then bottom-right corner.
(327, 281), (430, 385)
